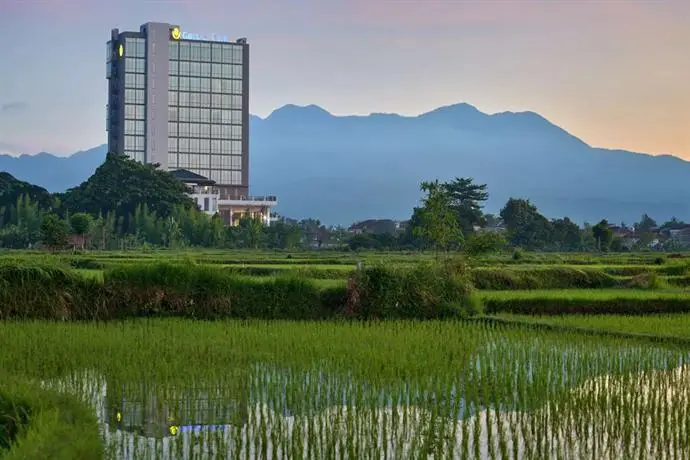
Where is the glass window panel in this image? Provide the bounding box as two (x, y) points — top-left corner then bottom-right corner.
(190, 123), (200, 137)
(231, 125), (241, 139)
(200, 62), (211, 77)
(190, 62), (200, 76)
(231, 95), (242, 109)
(190, 43), (202, 61)
(169, 108), (178, 121)
(221, 125), (232, 138)
(179, 92), (189, 106)
(189, 138), (200, 153)
(212, 170), (222, 183)
(200, 43), (211, 62)
(232, 79), (242, 94)
(231, 110), (242, 124)
(221, 140), (231, 154)
(233, 46), (243, 64)
(199, 108), (210, 123)
(220, 95), (231, 109)
(168, 41), (179, 60)
(232, 65), (242, 79)
(169, 91), (178, 106)
(190, 77), (200, 92)
(168, 122), (178, 136)
(179, 138), (189, 153)
(168, 153), (178, 167)
(179, 42), (190, 60)
(211, 79), (222, 94)
(211, 44), (223, 62)
(179, 77), (190, 91)
(211, 125), (222, 139)
(179, 123), (191, 137)
(179, 107), (189, 122)
(199, 154), (210, 168)
(231, 171), (242, 185)
(179, 61), (190, 75)
(210, 140), (221, 154)
(211, 109), (222, 123)
(211, 155), (222, 168)
(220, 79), (232, 94)
(168, 137), (178, 152)
(231, 141), (241, 154)
(200, 93), (210, 106)
(211, 64), (222, 78)
(199, 78), (210, 92)
(222, 46), (233, 63)
(169, 60), (178, 75)
(199, 138), (210, 153)
(169, 76), (178, 90)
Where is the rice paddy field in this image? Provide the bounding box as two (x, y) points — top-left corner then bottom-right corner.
(3, 249), (690, 459)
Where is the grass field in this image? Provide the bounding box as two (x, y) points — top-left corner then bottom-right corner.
(3, 248), (690, 458)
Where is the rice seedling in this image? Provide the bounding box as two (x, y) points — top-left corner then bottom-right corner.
(2, 319), (689, 459)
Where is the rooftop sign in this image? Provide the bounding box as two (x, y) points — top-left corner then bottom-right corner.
(170, 26), (229, 42)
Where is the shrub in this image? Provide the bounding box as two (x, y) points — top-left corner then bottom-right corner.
(346, 262), (481, 319)
(471, 267), (618, 290)
(0, 378), (102, 459)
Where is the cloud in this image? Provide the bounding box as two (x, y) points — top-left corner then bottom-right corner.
(0, 141), (25, 156)
(1, 102), (28, 113)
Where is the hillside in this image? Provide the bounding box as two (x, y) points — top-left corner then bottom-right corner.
(1, 103), (688, 225)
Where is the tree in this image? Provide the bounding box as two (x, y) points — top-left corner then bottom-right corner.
(551, 217), (582, 251)
(500, 198), (552, 249)
(412, 180), (463, 254)
(70, 212), (93, 250)
(635, 214), (657, 234)
(591, 219), (613, 251)
(464, 231), (506, 257)
(41, 213), (69, 250)
(440, 177), (489, 233)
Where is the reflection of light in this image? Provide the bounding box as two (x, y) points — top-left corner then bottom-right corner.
(116, 411), (122, 422)
(178, 424), (227, 433)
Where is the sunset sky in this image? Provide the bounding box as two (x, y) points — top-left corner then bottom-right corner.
(0, 0), (688, 158)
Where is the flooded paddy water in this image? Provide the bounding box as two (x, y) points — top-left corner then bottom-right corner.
(3, 320), (689, 459)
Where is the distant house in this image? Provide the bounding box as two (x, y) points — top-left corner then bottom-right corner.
(665, 224), (690, 246)
(347, 219), (407, 235)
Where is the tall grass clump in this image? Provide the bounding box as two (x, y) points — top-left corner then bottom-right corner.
(346, 261), (481, 319)
(0, 377), (102, 459)
(471, 266), (618, 290)
(0, 263), (104, 321)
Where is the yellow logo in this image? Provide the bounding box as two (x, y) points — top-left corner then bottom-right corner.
(171, 27), (181, 40)
(169, 425), (179, 436)
(118, 44), (124, 57)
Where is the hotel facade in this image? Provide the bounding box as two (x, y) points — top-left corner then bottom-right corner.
(106, 22), (276, 225)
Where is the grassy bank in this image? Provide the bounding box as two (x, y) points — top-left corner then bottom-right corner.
(0, 377), (102, 459)
(0, 261), (479, 321)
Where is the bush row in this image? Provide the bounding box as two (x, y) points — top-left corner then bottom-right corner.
(0, 378), (102, 459)
(484, 297), (690, 316)
(0, 262), (480, 321)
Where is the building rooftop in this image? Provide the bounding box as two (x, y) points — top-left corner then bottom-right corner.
(170, 169), (216, 186)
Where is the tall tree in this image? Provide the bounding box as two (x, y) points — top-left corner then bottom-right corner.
(440, 177), (489, 232)
(412, 180), (462, 253)
(591, 219), (614, 251)
(70, 212), (93, 250)
(41, 213), (68, 250)
(635, 214), (657, 233)
(500, 198), (552, 249)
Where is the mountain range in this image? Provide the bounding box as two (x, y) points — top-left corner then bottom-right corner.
(1, 103), (688, 226)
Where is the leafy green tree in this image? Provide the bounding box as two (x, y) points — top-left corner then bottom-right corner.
(412, 180), (463, 254)
(70, 212), (93, 250)
(238, 216), (264, 249)
(500, 198), (552, 249)
(440, 177), (489, 233)
(59, 153), (195, 224)
(41, 213), (69, 250)
(464, 231), (506, 257)
(591, 219), (613, 251)
(551, 217), (582, 251)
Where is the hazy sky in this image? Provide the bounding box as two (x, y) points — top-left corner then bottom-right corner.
(0, 0), (688, 158)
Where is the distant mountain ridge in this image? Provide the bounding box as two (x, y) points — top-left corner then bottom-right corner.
(1, 103), (688, 225)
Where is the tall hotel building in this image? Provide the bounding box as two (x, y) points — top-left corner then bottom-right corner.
(106, 22), (276, 225)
